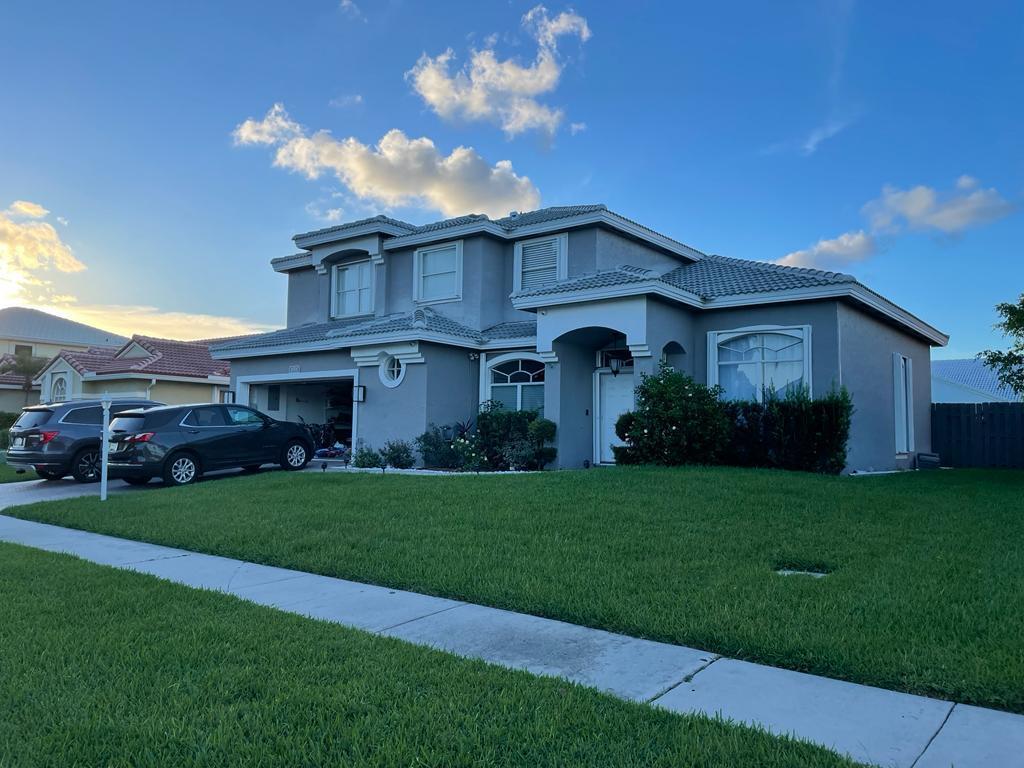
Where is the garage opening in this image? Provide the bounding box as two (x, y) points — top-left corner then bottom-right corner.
(248, 378), (354, 449)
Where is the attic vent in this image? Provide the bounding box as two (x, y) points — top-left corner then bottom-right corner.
(516, 235), (565, 291)
(508, 210), (519, 218)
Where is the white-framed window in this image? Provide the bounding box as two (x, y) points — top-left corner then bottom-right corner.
(485, 354), (545, 415)
(894, 353), (915, 454)
(50, 375), (67, 402)
(707, 326), (811, 402)
(379, 355), (406, 388)
(414, 241), (462, 304)
(513, 233), (568, 292)
(331, 260), (374, 318)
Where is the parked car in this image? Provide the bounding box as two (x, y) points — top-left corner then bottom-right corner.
(107, 403), (313, 486)
(5, 398), (164, 482)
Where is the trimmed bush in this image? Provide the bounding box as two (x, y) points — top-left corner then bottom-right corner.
(614, 365), (853, 474)
(415, 421), (472, 469)
(613, 364), (731, 466)
(352, 446), (384, 471)
(380, 439), (416, 469)
(476, 401), (557, 470)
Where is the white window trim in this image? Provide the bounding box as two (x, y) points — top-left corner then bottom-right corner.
(480, 351), (546, 410)
(893, 352), (915, 455)
(706, 325), (812, 401)
(378, 355), (406, 388)
(413, 240), (463, 305)
(513, 232), (569, 293)
(330, 259), (375, 319)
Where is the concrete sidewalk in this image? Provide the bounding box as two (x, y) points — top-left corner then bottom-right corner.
(1, 514), (1021, 768)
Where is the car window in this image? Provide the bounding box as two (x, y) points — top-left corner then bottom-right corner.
(61, 406), (104, 425)
(110, 416), (146, 434)
(184, 407), (227, 427)
(13, 409), (53, 429)
(226, 406), (265, 426)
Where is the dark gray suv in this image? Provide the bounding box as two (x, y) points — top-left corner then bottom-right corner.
(6, 399), (163, 482)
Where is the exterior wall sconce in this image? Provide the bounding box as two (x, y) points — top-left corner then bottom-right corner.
(353, 385), (367, 403)
(468, 352), (480, 361)
(609, 357), (622, 377)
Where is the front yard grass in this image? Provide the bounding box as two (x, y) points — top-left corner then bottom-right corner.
(8, 466), (1024, 712)
(0, 543), (855, 767)
(0, 461), (32, 483)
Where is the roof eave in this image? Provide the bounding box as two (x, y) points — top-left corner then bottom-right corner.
(292, 221), (413, 249)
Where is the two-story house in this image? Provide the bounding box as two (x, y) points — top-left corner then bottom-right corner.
(211, 205), (948, 472)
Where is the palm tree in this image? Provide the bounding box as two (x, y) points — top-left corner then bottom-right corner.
(0, 351), (47, 406)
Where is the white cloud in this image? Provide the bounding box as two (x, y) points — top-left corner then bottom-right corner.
(233, 103), (540, 218)
(800, 117), (850, 156)
(0, 199), (270, 339)
(778, 230), (875, 270)
(406, 4), (590, 137)
(863, 178), (1013, 234)
(305, 201), (345, 222)
(329, 93), (363, 108)
(569, 121), (586, 135)
(339, 0), (363, 20)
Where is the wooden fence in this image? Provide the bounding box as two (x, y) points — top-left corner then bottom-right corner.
(931, 403), (1024, 468)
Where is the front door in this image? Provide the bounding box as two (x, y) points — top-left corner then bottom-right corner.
(596, 371), (635, 464)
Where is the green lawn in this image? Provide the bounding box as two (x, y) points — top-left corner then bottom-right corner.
(0, 460), (33, 483)
(9, 466), (1024, 712)
(0, 543), (855, 767)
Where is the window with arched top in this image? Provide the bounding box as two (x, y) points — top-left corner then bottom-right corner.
(707, 327), (811, 402)
(51, 376), (67, 402)
(487, 356), (545, 415)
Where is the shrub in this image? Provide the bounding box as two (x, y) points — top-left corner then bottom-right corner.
(476, 401), (557, 470)
(380, 439), (416, 469)
(415, 423), (466, 468)
(451, 434), (488, 472)
(722, 387), (853, 474)
(614, 364), (731, 466)
(353, 445), (384, 471)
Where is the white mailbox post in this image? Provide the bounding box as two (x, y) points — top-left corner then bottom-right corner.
(100, 393), (111, 502)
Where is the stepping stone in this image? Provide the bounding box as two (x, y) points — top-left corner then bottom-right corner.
(382, 602), (715, 701)
(915, 703), (1024, 768)
(654, 659), (952, 768)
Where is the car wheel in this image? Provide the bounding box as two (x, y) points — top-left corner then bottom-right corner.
(123, 477), (151, 486)
(71, 448), (102, 483)
(281, 440), (309, 471)
(163, 453), (199, 486)
(35, 469), (64, 481)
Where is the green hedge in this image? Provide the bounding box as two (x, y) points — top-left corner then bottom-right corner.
(614, 365), (853, 474)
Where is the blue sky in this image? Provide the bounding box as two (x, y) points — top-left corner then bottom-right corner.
(1, 1), (1020, 356)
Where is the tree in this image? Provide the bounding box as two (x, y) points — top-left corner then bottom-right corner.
(0, 351), (47, 405)
(980, 293), (1024, 396)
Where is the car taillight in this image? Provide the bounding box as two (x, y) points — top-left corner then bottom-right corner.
(39, 431), (59, 444)
(125, 432), (155, 443)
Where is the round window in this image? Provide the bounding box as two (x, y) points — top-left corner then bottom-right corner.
(379, 355), (405, 388)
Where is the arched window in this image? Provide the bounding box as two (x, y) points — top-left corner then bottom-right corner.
(488, 357), (545, 415)
(51, 376), (67, 402)
(708, 327), (810, 402)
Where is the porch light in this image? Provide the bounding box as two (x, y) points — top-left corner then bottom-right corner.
(353, 385), (366, 403)
(609, 357), (622, 377)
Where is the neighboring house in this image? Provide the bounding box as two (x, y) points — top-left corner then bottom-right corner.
(0, 307), (126, 411)
(34, 335), (231, 404)
(211, 205), (948, 472)
(931, 358), (1022, 403)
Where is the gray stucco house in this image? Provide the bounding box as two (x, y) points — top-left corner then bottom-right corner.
(211, 205), (948, 472)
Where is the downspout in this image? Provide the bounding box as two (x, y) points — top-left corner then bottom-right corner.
(145, 378), (156, 399)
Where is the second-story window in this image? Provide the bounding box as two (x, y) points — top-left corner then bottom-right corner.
(514, 233), (568, 292)
(414, 241), (462, 304)
(332, 260), (373, 318)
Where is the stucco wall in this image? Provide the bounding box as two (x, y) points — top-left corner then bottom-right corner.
(1, 339), (91, 357)
(838, 303), (932, 471)
(0, 388), (37, 412)
(545, 338), (596, 469)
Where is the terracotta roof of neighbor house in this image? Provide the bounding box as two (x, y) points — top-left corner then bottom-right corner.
(0, 307), (126, 347)
(932, 359), (1022, 402)
(210, 308), (538, 355)
(41, 336), (231, 380)
(0, 353), (41, 388)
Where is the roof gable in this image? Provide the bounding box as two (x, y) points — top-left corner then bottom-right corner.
(0, 307), (126, 347)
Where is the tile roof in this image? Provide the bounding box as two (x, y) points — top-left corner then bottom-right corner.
(293, 214), (417, 241)
(511, 266), (659, 298)
(932, 359), (1022, 402)
(45, 336), (230, 379)
(493, 205), (608, 230)
(0, 353), (41, 388)
(211, 309), (539, 354)
(0, 307), (126, 346)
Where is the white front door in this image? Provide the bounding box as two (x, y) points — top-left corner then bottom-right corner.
(596, 371), (635, 464)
